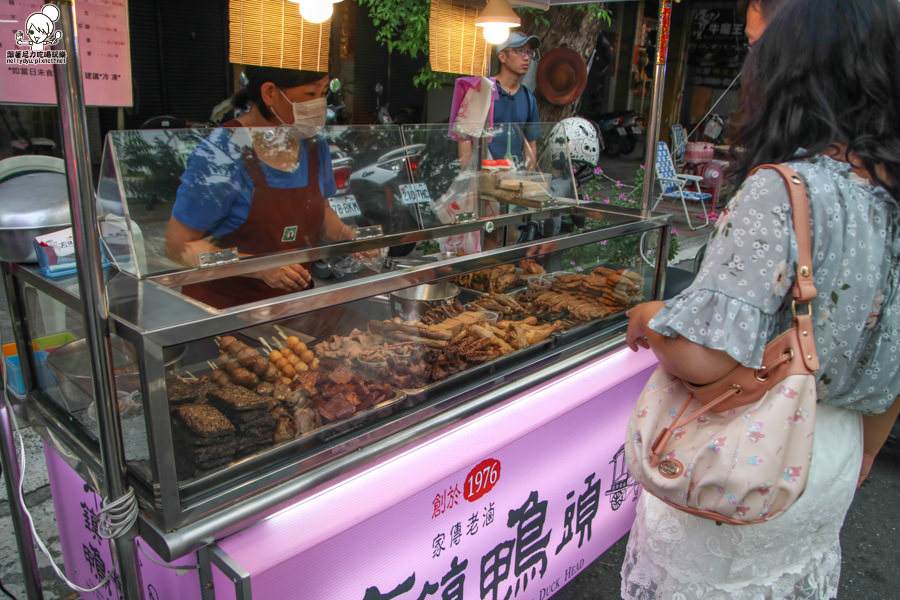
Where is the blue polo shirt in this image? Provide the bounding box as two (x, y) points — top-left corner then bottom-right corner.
(488, 83), (542, 162)
(173, 128), (336, 238)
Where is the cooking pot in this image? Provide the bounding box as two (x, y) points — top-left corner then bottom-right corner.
(46, 336), (185, 412)
(0, 156), (71, 263)
(389, 282), (460, 322)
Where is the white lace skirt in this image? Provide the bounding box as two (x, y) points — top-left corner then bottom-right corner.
(621, 403), (863, 600)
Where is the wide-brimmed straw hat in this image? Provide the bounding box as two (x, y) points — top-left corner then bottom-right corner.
(536, 47), (588, 105)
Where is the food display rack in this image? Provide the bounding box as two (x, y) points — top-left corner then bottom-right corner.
(1, 121), (672, 600)
(3, 203), (669, 552)
(0, 2), (683, 594)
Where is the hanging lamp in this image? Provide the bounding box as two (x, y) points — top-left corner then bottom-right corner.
(289, 0), (342, 24)
(474, 0), (521, 45)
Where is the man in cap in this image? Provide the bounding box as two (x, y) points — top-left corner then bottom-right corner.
(458, 32), (543, 170)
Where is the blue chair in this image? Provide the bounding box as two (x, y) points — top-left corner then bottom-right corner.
(670, 124), (688, 171)
(653, 141), (711, 230)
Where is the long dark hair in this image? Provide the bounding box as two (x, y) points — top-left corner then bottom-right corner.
(232, 66), (327, 120)
(729, 0), (900, 199)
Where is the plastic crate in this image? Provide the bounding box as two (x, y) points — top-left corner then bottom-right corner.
(4, 351), (52, 396)
(33, 332), (77, 352)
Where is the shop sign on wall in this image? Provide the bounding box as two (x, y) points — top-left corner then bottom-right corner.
(0, 0), (132, 106)
(687, 3), (747, 87)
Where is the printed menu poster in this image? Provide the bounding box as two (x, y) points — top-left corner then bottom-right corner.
(1, 0), (131, 106)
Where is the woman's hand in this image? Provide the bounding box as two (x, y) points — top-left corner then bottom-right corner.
(256, 264), (312, 291)
(626, 301), (665, 351)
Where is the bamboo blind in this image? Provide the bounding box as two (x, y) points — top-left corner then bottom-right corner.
(229, 0), (331, 72)
(430, 0), (491, 76)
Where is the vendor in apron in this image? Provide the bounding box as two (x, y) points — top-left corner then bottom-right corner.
(166, 66), (357, 309)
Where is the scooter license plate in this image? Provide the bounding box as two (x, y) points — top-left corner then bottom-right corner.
(399, 183), (432, 205)
(630, 126), (642, 135)
(328, 194), (362, 218)
(616, 126), (627, 135)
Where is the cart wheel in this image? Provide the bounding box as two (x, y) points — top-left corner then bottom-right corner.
(610, 490), (624, 510)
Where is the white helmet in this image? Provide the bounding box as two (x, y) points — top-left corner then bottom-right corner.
(548, 117), (602, 172)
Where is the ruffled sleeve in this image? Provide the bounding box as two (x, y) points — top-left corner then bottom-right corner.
(649, 168), (796, 368)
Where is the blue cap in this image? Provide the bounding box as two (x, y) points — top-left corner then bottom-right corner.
(496, 32), (540, 53)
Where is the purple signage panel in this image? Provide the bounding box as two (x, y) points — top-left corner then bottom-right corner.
(44, 446), (202, 600)
(211, 348), (657, 600)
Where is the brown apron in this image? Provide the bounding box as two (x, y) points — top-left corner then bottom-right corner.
(182, 136), (325, 309)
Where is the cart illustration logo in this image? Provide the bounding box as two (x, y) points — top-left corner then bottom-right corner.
(605, 443), (641, 510)
(7, 4), (67, 65)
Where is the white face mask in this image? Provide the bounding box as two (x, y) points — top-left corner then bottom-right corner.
(274, 90), (327, 138)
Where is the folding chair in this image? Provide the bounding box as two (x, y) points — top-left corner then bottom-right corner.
(670, 124), (688, 171)
(653, 141), (712, 230)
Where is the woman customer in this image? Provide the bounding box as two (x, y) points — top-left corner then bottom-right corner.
(166, 66), (357, 309)
(621, 0), (900, 597)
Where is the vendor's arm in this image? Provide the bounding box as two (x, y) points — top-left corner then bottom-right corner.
(165, 216), (311, 291)
(320, 204), (356, 242)
(858, 395), (900, 487)
(458, 140), (473, 170)
(626, 300), (739, 384)
(523, 139), (538, 170)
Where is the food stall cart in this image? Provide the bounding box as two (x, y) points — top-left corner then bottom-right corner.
(0, 2), (681, 599)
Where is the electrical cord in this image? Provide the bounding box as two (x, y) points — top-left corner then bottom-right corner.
(0, 458), (18, 600)
(135, 539), (199, 574)
(0, 327), (137, 594)
(686, 71), (742, 140)
(0, 577), (18, 600)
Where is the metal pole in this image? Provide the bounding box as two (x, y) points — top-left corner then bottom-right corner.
(0, 401), (43, 600)
(51, 2), (142, 597)
(0, 265), (43, 600)
(640, 0), (675, 219)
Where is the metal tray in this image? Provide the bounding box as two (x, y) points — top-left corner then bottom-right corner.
(399, 336), (555, 403)
(175, 388), (408, 491)
(552, 311), (629, 346)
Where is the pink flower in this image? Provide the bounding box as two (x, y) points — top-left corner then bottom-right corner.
(616, 181), (624, 187)
(576, 266), (584, 272)
(671, 228), (678, 234)
(601, 240), (608, 245)
(603, 198), (610, 204)
(570, 260), (576, 265)
(594, 167), (603, 175)
(619, 193), (627, 200)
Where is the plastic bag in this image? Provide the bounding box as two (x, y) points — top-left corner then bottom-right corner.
(431, 171), (483, 255)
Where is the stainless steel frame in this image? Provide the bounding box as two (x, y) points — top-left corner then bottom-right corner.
(4, 208), (668, 561)
(0, 10), (684, 595)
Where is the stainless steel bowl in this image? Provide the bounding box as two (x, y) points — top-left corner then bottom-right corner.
(0, 156), (71, 263)
(389, 282), (460, 322)
(46, 337), (185, 412)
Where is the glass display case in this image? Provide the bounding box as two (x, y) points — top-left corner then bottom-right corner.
(2, 123), (670, 558)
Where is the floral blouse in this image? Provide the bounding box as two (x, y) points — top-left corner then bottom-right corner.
(649, 155), (900, 415)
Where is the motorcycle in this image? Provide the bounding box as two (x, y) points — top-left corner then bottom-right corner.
(596, 110), (643, 157)
(343, 142), (438, 257)
(326, 78), (350, 126)
(373, 82), (392, 125)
